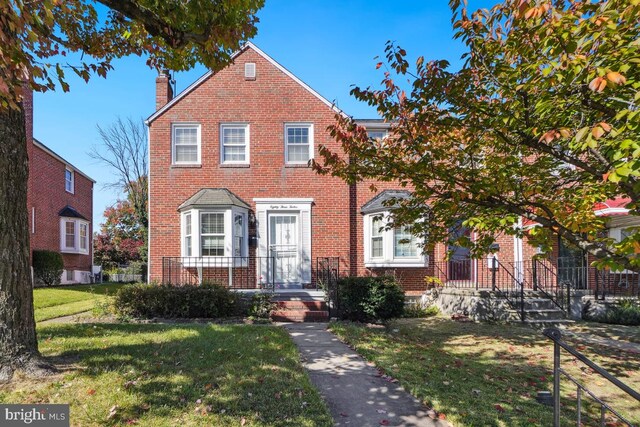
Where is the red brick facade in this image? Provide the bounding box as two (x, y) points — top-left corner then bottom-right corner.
(147, 44), (534, 293)
(24, 88), (95, 284)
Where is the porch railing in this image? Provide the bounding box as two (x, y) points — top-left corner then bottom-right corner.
(543, 327), (640, 426)
(162, 256), (275, 289)
(595, 268), (640, 300)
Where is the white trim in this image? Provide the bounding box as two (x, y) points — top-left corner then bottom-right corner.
(254, 198), (314, 204)
(146, 42), (346, 125)
(171, 123), (201, 165)
(65, 167), (74, 194)
(59, 217), (90, 255)
(284, 123), (314, 164)
(363, 212), (426, 268)
(31, 207), (35, 234)
(595, 207), (629, 217)
(180, 207), (248, 258)
(220, 123), (250, 165)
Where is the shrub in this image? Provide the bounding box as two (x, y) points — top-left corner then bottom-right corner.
(596, 299), (640, 326)
(338, 276), (405, 322)
(113, 283), (238, 319)
(32, 250), (64, 287)
(403, 304), (440, 318)
(248, 292), (276, 319)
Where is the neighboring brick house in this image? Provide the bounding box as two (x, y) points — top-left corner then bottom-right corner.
(146, 43), (639, 298)
(24, 89), (95, 285)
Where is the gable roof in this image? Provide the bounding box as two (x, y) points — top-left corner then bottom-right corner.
(33, 138), (95, 183)
(178, 188), (251, 211)
(146, 42), (346, 125)
(361, 190), (412, 214)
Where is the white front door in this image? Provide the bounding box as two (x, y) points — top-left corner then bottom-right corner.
(268, 214), (300, 286)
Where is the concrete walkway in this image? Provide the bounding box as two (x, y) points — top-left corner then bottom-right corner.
(284, 323), (448, 427)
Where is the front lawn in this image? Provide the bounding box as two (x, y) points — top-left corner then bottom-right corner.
(0, 323), (332, 426)
(33, 283), (126, 322)
(330, 318), (640, 427)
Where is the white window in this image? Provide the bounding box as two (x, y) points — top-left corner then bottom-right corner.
(364, 212), (424, 267)
(66, 270), (74, 281)
(184, 213), (192, 256)
(60, 218), (90, 254)
(172, 124), (201, 165)
(367, 129), (388, 141)
(371, 216), (384, 259)
(201, 212), (225, 256)
(181, 208), (248, 259)
(285, 123), (313, 164)
(220, 124), (249, 164)
(65, 168), (74, 193)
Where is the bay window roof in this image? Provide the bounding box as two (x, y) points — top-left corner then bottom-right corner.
(58, 205), (88, 220)
(178, 188), (251, 212)
(361, 190), (412, 215)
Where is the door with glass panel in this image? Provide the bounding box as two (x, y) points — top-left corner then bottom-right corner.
(268, 214), (299, 286)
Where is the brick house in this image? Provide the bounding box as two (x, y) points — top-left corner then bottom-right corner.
(24, 89), (95, 285)
(146, 43), (639, 302)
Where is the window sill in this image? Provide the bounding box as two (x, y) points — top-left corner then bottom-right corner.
(284, 163), (311, 168)
(220, 164), (250, 168)
(171, 164), (202, 169)
(61, 249), (89, 255)
(65, 190), (74, 194)
(365, 260), (426, 268)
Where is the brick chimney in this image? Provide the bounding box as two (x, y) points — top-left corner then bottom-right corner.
(155, 69), (174, 110)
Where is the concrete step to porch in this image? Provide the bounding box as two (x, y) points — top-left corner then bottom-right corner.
(512, 298), (564, 311)
(508, 308), (567, 321)
(523, 319), (575, 327)
(274, 300), (327, 310)
(270, 309), (329, 322)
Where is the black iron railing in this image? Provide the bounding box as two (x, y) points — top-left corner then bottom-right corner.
(162, 256), (275, 289)
(317, 257), (340, 316)
(543, 327), (640, 426)
(595, 268), (640, 300)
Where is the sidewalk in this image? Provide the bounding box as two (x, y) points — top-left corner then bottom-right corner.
(284, 323), (448, 427)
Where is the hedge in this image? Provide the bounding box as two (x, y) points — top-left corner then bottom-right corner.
(32, 250), (64, 287)
(113, 283), (239, 319)
(338, 276), (405, 322)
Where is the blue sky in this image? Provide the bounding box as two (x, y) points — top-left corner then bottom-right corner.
(33, 0), (494, 227)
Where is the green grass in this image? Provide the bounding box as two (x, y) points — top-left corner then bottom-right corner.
(330, 317), (640, 427)
(0, 323), (332, 426)
(33, 283), (126, 322)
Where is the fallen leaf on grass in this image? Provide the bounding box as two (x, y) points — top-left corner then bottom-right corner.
(87, 389), (96, 396)
(495, 404), (506, 413)
(107, 405), (119, 420)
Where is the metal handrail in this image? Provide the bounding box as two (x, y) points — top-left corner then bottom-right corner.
(494, 258), (526, 322)
(543, 327), (640, 426)
(529, 259), (568, 313)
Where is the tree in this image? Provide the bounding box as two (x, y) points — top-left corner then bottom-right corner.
(94, 200), (145, 270)
(0, 0), (263, 383)
(315, 0), (640, 271)
(90, 118), (149, 232)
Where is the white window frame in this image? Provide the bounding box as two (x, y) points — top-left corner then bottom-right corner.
(367, 129), (389, 141)
(180, 208), (248, 260)
(284, 123), (314, 164)
(200, 211), (226, 257)
(363, 212), (425, 267)
(60, 218), (90, 255)
(65, 168), (74, 193)
(220, 123), (250, 165)
(171, 123), (201, 165)
(184, 213), (192, 257)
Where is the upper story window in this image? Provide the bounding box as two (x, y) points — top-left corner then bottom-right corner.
(60, 218), (90, 255)
(65, 168), (74, 193)
(364, 212), (424, 267)
(221, 124), (249, 164)
(285, 123), (313, 164)
(367, 129), (388, 141)
(172, 123), (201, 165)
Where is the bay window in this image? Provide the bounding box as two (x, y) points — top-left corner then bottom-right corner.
(364, 212), (424, 267)
(60, 218), (90, 254)
(180, 208), (248, 258)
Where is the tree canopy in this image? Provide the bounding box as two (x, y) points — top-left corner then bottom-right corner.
(0, 0), (264, 109)
(94, 200), (145, 270)
(315, 0), (640, 270)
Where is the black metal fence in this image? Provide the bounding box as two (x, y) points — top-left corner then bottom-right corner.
(595, 269), (640, 299)
(316, 257), (340, 316)
(162, 256), (275, 289)
(543, 327), (640, 426)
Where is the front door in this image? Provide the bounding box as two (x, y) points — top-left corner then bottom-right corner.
(448, 226), (472, 281)
(268, 214), (300, 287)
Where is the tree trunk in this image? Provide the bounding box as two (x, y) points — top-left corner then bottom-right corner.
(0, 102), (55, 383)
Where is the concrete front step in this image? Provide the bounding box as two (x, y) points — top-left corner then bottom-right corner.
(512, 298), (565, 311)
(524, 319), (575, 327)
(270, 310), (329, 322)
(274, 300), (327, 310)
(508, 308), (566, 321)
